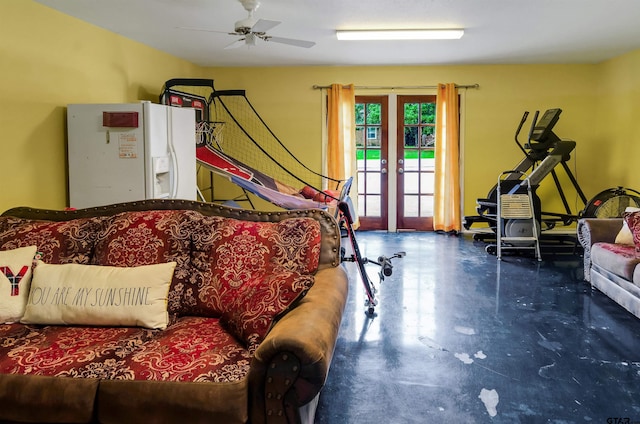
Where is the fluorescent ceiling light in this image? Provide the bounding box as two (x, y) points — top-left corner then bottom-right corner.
(336, 29), (464, 41)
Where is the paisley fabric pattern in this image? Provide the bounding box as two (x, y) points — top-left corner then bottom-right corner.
(203, 217), (321, 351)
(0, 216), (104, 265)
(0, 325), (153, 378)
(183, 214), (227, 317)
(0, 210), (322, 386)
(185, 216), (321, 319)
(122, 316), (251, 382)
(92, 210), (193, 318)
(218, 269), (314, 353)
(0, 318), (251, 383)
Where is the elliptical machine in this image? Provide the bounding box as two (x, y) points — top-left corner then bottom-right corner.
(464, 108), (588, 238)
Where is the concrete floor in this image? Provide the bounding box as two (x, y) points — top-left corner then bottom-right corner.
(315, 231), (640, 423)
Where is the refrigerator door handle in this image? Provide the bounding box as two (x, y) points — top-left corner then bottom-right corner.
(167, 119), (179, 199)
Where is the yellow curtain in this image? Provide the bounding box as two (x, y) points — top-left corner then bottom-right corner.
(434, 83), (461, 232)
(326, 83), (358, 226)
(327, 84), (355, 181)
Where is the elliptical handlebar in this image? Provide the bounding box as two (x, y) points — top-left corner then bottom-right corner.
(514, 111), (530, 158)
(514, 110), (542, 161)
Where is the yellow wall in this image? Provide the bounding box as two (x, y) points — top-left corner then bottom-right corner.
(2, 1), (639, 221)
(596, 49), (640, 189)
(0, 1), (203, 212)
(206, 64), (603, 218)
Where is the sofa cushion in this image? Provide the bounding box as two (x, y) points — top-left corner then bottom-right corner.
(0, 216), (104, 265)
(118, 316), (252, 382)
(591, 242), (640, 281)
(0, 246), (37, 323)
(186, 216), (322, 319)
(21, 261), (176, 330)
(92, 210), (193, 319)
(0, 324), (153, 378)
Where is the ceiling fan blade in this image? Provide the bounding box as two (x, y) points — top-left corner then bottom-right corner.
(177, 26), (234, 35)
(266, 36), (315, 48)
(225, 38), (247, 49)
(251, 19), (281, 33)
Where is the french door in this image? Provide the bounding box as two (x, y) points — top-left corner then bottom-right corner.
(355, 95), (436, 231)
(396, 95), (436, 231)
(355, 96), (388, 230)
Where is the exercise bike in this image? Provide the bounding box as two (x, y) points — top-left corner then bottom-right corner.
(338, 200), (405, 316)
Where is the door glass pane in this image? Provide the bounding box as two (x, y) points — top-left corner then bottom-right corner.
(366, 195), (381, 217)
(357, 172), (365, 192)
(403, 152), (419, 171)
(421, 126), (435, 147)
(421, 195), (434, 217)
(367, 172), (381, 194)
(366, 153), (381, 171)
(404, 126), (418, 147)
(404, 195), (419, 217)
(355, 104), (365, 125)
(357, 194), (365, 216)
(404, 103), (419, 124)
(421, 103), (436, 124)
(404, 172), (419, 194)
(366, 127), (381, 148)
(356, 126), (365, 148)
(366, 104), (381, 124)
(420, 173), (435, 194)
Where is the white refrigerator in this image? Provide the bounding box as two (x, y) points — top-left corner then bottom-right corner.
(67, 102), (197, 209)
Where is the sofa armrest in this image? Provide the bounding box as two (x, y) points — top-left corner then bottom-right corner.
(577, 218), (624, 282)
(249, 266), (349, 424)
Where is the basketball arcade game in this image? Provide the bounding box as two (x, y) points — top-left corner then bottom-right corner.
(160, 78), (403, 315)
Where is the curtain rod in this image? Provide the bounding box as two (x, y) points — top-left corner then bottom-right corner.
(312, 83), (479, 90)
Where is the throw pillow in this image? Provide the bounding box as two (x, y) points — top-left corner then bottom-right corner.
(615, 207), (640, 245)
(92, 210), (194, 318)
(21, 260), (176, 330)
(623, 210), (640, 250)
(218, 267), (314, 353)
(0, 246), (38, 323)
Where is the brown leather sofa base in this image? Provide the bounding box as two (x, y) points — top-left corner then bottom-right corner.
(0, 374), (98, 423)
(98, 379), (248, 424)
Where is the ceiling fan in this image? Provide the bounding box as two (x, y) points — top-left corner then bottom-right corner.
(184, 0), (315, 50)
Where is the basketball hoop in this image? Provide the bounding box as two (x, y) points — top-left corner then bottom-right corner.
(196, 121), (225, 149)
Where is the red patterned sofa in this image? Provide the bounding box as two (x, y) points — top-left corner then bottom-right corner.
(0, 200), (348, 424)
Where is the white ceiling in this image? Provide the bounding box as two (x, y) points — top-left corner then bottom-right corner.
(35, 0), (640, 67)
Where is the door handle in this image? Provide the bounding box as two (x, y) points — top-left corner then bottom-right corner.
(398, 168), (404, 174)
(381, 159), (387, 165)
(381, 168), (388, 174)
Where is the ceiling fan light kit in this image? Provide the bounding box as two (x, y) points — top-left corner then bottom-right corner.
(336, 29), (464, 41)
